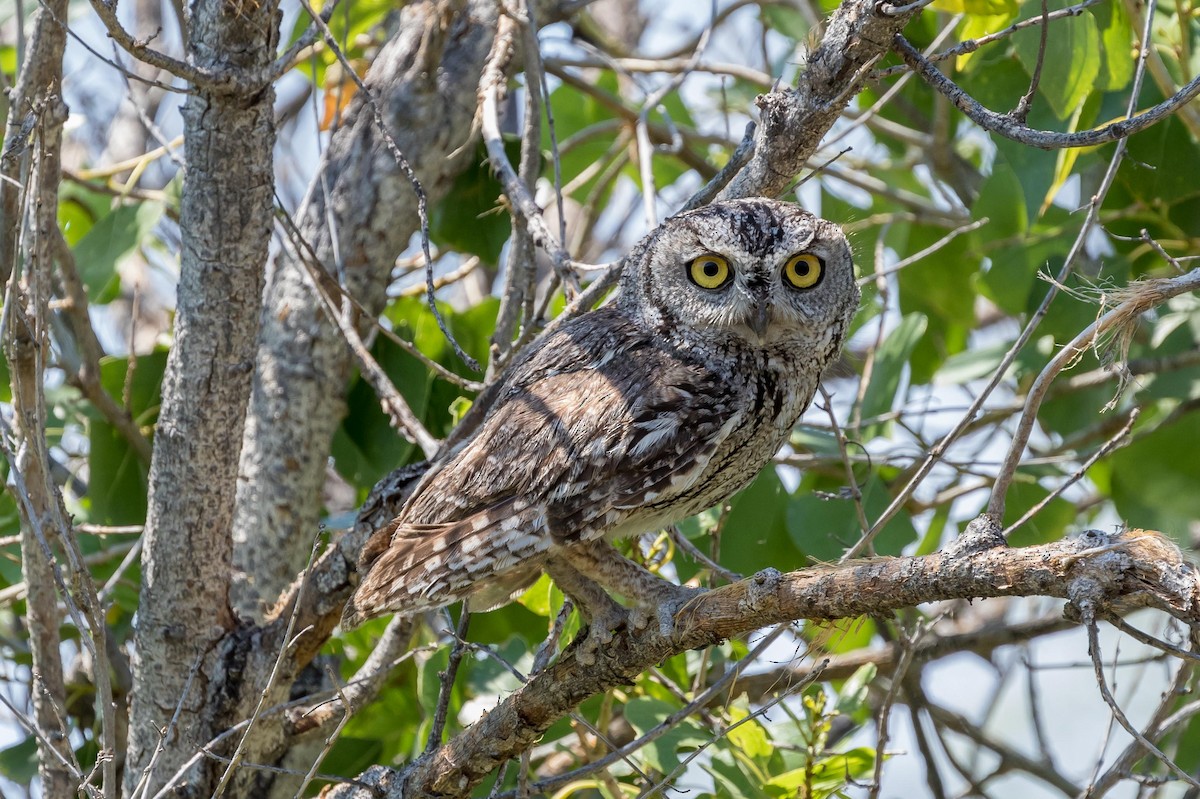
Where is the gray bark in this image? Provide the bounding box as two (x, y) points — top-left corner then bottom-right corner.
(719, 0), (922, 201)
(230, 0), (499, 618)
(10, 139), (78, 799)
(2, 0), (79, 794)
(122, 0), (279, 793)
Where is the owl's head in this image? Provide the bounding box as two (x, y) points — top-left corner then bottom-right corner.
(617, 198), (858, 351)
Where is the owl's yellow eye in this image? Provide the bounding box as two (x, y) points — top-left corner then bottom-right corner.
(782, 253), (824, 289)
(687, 254), (732, 289)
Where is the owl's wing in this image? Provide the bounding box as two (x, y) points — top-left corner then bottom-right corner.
(342, 312), (739, 626)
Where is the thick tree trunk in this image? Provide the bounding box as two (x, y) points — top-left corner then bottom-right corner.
(123, 0), (279, 793)
(230, 0), (499, 618)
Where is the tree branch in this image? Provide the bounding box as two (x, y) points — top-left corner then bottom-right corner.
(988, 268), (1200, 519)
(320, 524), (1200, 799)
(123, 0), (280, 791)
(231, 0), (501, 618)
(718, 0), (925, 200)
(892, 34), (1200, 150)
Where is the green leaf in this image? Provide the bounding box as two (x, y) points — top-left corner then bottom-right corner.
(416, 646), (450, 746)
(464, 638), (529, 699)
(893, 223), (977, 384)
(761, 6), (810, 40)
(86, 349), (167, 524)
(623, 698), (709, 773)
(858, 313), (927, 439)
(835, 664), (876, 716)
(0, 343), (9, 402)
(0, 736), (39, 783)
(915, 504), (950, 556)
(515, 572), (560, 618)
(972, 159), (1026, 239)
(1118, 116), (1200, 207)
(287, 0), (391, 85)
(332, 329), (432, 487)
(1110, 413), (1200, 539)
(1175, 711), (1200, 772)
(812, 748), (877, 795)
(320, 736), (385, 787)
(720, 470), (807, 576)
(1001, 481), (1077, 546)
(934, 0), (1017, 15)
(954, 9), (1020, 70)
(787, 475), (917, 560)
(1040, 91), (1102, 215)
(0, 44), (17, 77)
(727, 702), (774, 759)
(996, 136), (1059, 228)
(1090, 0), (1134, 92)
(544, 72), (624, 203)
(765, 748), (876, 796)
(1012, 0), (1101, 120)
(72, 201), (162, 304)
(333, 296), (495, 491)
(707, 749), (774, 799)
(935, 341), (1010, 385)
(429, 140), (519, 264)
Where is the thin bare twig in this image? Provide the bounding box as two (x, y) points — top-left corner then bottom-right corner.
(1082, 611), (1200, 790)
(292, 0), (478, 370)
(863, 4), (1163, 544)
(274, 207), (441, 457)
(892, 35), (1200, 150)
(989, 269), (1200, 519)
(1002, 408), (1139, 537)
(480, 12), (579, 295)
(494, 625), (795, 799)
(869, 622), (924, 799)
(129, 652), (206, 799)
(425, 611), (472, 755)
(290, 667), (354, 799)
(210, 534), (322, 798)
(1009, 0), (1050, 124)
(873, 0), (1104, 80)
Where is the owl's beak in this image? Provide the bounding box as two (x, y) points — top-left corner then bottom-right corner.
(750, 303), (771, 338)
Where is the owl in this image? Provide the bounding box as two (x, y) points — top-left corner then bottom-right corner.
(342, 198), (859, 637)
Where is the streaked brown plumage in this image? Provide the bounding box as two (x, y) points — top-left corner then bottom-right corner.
(342, 198), (858, 631)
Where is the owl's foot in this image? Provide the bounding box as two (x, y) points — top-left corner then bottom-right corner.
(560, 541), (707, 637)
(546, 558), (630, 666)
(630, 583), (708, 637)
(576, 601), (634, 666)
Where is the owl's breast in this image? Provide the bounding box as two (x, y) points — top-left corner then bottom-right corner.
(645, 347), (818, 521)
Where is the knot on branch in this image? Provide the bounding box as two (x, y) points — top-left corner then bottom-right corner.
(741, 567), (783, 614)
(754, 88), (803, 134)
(1062, 528), (1199, 622)
(944, 513), (1006, 557)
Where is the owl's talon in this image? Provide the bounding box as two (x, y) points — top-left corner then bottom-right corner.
(653, 585), (708, 637)
(573, 603), (631, 665)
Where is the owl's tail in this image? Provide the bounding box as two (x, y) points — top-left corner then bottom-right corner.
(340, 499), (549, 628)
